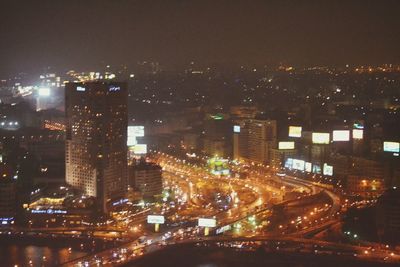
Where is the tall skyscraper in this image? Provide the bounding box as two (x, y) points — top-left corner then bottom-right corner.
(233, 119), (277, 164)
(248, 119), (277, 164)
(65, 81), (128, 213)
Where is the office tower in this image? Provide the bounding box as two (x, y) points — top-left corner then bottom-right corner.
(203, 113), (231, 157)
(65, 81), (128, 213)
(129, 160), (163, 199)
(248, 119), (277, 164)
(0, 177), (16, 226)
(376, 188), (400, 243)
(233, 122), (249, 161)
(233, 119), (277, 164)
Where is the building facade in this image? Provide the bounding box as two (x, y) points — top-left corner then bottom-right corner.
(233, 119), (277, 164)
(129, 161), (163, 199)
(65, 81), (128, 213)
(0, 177), (16, 226)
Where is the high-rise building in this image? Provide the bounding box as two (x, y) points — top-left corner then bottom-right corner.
(129, 160), (163, 199)
(233, 121), (249, 161)
(0, 177), (16, 226)
(65, 81), (128, 213)
(233, 119), (277, 164)
(203, 113), (231, 157)
(376, 188), (400, 243)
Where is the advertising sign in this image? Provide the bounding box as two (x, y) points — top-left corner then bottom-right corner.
(312, 133), (330, 144)
(289, 126), (302, 138)
(285, 158), (293, 169)
(38, 87), (50, 96)
(332, 130), (350, 142)
(198, 218), (217, 227)
(127, 126), (138, 146)
(323, 163), (333, 176)
(352, 129), (363, 140)
(292, 159), (305, 171)
(147, 215), (165, 224)
(305, 162), (312, 172)
(132, 144), (147, 154)
(216, 225), (231, 234)
(383, 141), (400, 153)
(278, 141), (295, 150)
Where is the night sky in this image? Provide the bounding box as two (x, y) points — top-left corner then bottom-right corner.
(1, 0), (400, 76)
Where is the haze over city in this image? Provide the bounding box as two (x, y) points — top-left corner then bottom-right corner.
(0, 1), (400, 267)
(1, 0), (400, 76)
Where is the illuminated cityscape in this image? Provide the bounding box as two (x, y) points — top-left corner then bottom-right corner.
(1, 1), (400, 267)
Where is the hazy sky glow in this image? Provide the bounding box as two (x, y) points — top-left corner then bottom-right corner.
(1, 0), (400, 76)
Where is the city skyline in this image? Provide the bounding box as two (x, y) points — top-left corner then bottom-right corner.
(1, 1), (400, 266)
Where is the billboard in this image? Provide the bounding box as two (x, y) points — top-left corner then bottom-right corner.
(278, 141), (295, 150)
(352, 129), (363, 140)
(289, 126), (302, 138)
(127, 126), (145, 147)
(132, 126), (144, 137)
(312, 132), (330, 144)
(312, 164), (321, 174)
(147, 215), (165, 224)
(132, 144), (147, 154)
(127, 126), (138, 146)
(305, 162), (312, 172)
(332, 130), (350, 142)
(323, 163), (333, 176)
(216, 225), (231, 234)
(292, 159), (305, 171)
(233, 125), (241, 133)
(285, 158), (293, 169)
(198, 218), (217, 228)
(38, 87), (50, 96)
(383, 141), (400, 153)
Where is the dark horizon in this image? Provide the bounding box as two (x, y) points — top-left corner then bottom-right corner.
(1, 0), (400, 77)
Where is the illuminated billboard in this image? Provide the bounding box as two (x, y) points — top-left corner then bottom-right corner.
(383, 141), (400, 153)
(127, 126), (145, 147)
(292, 159), (305, 171)
(312, 132), (330, 144)
(76, 86), (86, 92)
(305, 162), (312, 172)
(352, 129), (363, 140)
(233, 125), (241, 133)
(198, 218), (217, 227)
(127, 126), (137, 146)
(147, 215), (165, 224)
(38, 87), (50, 96)
(285, 158), (293, 169)
(289, 126), (302, 138)
(132, 144), (147, 154)
(332, 130), (350, 142)
(278, 141), (295, 150)
(323, 163), (333, 176)
(216, 225), (231, 234)
(312, 164), (321, 174)
(132, 126), (144, 137)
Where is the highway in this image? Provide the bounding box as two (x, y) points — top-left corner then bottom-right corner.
(59, 153), (399, 266)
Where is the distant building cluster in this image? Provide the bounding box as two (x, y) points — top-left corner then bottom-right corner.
(0, 63), (399, 242)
